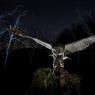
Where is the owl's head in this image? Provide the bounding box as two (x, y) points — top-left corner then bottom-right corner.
(52, 45), (65, 55)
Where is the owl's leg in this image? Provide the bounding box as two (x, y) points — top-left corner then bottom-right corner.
(60, 59), (64, 69)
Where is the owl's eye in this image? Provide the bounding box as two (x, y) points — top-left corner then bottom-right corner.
(53, 48), (61, 54)
(53, 49), (56, 53)
(56, 48), (60, 53)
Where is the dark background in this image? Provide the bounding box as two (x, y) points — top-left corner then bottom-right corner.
(0, 0), (95, 95)
(0, 0), (95, 41)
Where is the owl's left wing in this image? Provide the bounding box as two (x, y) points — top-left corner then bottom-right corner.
(65, 35), (95, 55)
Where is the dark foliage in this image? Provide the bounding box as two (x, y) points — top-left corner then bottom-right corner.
(30, 68), (81, 95)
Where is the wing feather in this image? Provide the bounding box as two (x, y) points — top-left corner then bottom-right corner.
(65, 36), (95, 54)
(32, 37), (52, 50)
(20, 35), (52, 50)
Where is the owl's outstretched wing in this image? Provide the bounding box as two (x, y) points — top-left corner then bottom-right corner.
(32, 37), (53, 50)
(65, 35), (95, 55)
(20, 35), (53, 50)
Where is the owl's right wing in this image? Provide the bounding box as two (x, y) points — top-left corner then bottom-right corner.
(19, 35), (53, 50)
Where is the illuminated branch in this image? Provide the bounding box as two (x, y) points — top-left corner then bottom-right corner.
(0, 7), (27, 64)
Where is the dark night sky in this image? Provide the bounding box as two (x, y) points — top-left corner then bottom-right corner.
(0, 0), (95, 42)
